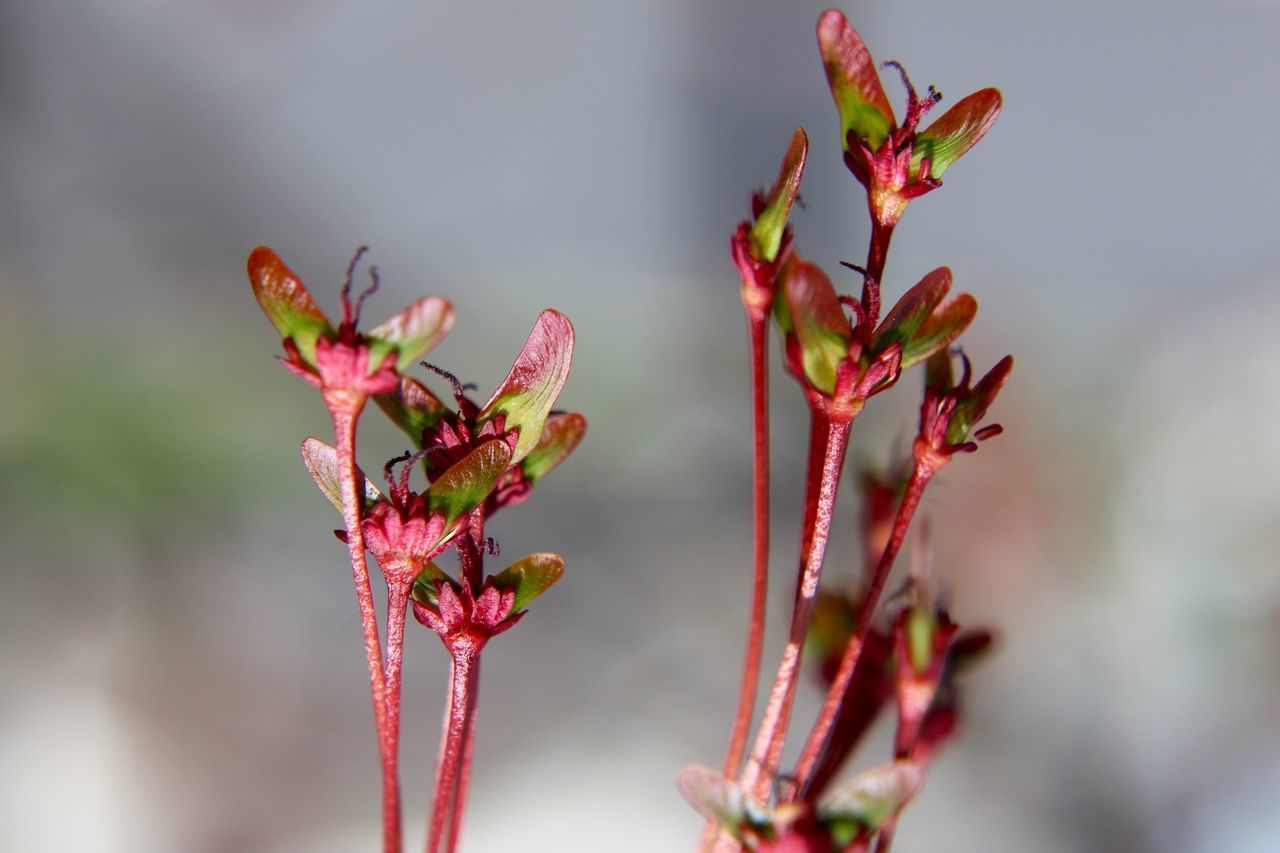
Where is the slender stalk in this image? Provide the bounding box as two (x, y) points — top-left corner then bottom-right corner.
(383, 576), (413, 843)
(873, 821), (898, 853)
(721, 311), (772, 778)
(791, 469), (930, 797)
(864, 221), (894, 309)
(427, 644), (482, 853)
(739, 416), (852, 802)
(331, 404), (399, 853)
(445, 654), (482, 853)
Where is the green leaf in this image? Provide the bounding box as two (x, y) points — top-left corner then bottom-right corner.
(425, 438), (514, 524)
(872, 267), (952, 356)
(300, 437), (382, 512)
(375, 377), (449, 446)
(478, 310), (574, 464)
(817, 9), (897, 152)
(913, 88), (1002, 179)
(520, 412), (587, 483)
(748, 127), (809, 263)
(492, 552), (565, 612)
(247, 246), (332, 364)
(900, 294), (976, 369)
(367, 295), (456, 373)
(924, 350), (955, 392)
(411, 562), (451, 605)
(946, 355), (1013, 445)
(906, 608), (936, 674)
(676, 765), (764, 841)
(776, 257), (853, 395)
(819, 761), (924, 841)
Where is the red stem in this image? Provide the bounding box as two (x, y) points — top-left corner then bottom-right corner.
(446, 654), (482, 853)
(791, 468), (931, 797)
(863, 222), (894, 326)
(873, 821), (898, 853)
(384, 577), (413, 841)
(331, 405), (400, 853)
(721, 310), (772, 778)
(739, 415), (852, 802)
(426, 643), (482, 853)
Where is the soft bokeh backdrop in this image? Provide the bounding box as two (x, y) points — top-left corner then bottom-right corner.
(3, 1), (1278, 851)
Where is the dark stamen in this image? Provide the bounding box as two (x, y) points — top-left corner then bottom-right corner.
(840, 260), (869, 277)
(421, 362), (469, 406)
(352, 265), (380, 329)
(340, 246), (370, 326)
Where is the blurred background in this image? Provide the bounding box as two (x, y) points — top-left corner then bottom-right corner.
(2, 1), (1278, 850)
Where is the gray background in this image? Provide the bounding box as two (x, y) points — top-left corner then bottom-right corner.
(2, 1), (1278, 850)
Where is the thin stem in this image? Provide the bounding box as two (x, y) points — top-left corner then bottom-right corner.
(739, 415), (852, 802)
(863, 222), (895, 325)
(383, 576), (413, 843)
(331, 405), (399, 853)
(791, 468), (931, 797)
(426, 644), (482, 853)
(445, 654), (482, 853)
(873, 821), (898, 853)
(721, 311), (772, 778)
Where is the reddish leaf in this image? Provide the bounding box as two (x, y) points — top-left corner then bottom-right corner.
(425, 438), (514, 524)
(247, 246), (332, 364)
(913, 88), (1002, 179)
(817, 9), (896, 152)
(776, 257), (854, 395)
(478, 310), (575, 464)
(872, 267), (952, 356)
(901, 294), (977, 369)
(818, 760), (924, 836)
(520, 412), (587, 483)
(676, 765), (762, 841)
(946, 355), (1013, 445)
(367, 295), (456, 372)
(375, 376), (449, 445)
(300, 437), (382, 512)
(749, 127), (809, 263)
(492, 552), (564, 612)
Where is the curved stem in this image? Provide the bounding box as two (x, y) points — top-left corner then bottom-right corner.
(427, 645), (481, 853)
(739, 415), (851, 801)
(722, 311), (772, 778)
(791, 468), (931, 797)
(331, 405), (399, 853)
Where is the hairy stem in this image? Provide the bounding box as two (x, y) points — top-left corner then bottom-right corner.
(722, 311), (772, 778)
(383, 576), (413, 841)
(739, 415), (852, 802)
(427, 644), (481, 853)
(331, 405), (399, 853)
(863, 221), (895, 325)
(791, 468), (930, 797)
(446, 654), (482, 853)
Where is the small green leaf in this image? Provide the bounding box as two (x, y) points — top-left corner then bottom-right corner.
(478, 310), (574, 464)
(924, 350), (954, 392)
(817, 9), (897, 152)
(247, 246), (332, 364)
(819, 761), (924, 841)
(946, 355), (1013, 445)
(776, 257), (853, 395)
(300, 437), (382, 512)
(749, 127), (809, 263)
(367, 295), (456, 373)
(900, 294), (977, 369)
(913, 88), (1002, 179)
(676, 765), (765, 841)
(375, 376), (450, 446)
(872, 267), (952, 356)
(520, 412), (587, 483)
(906, 608), (936, 674)
(492, 552), (565, 612)
(425, 439), (514, 524)
(411, 562), (451, 605)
